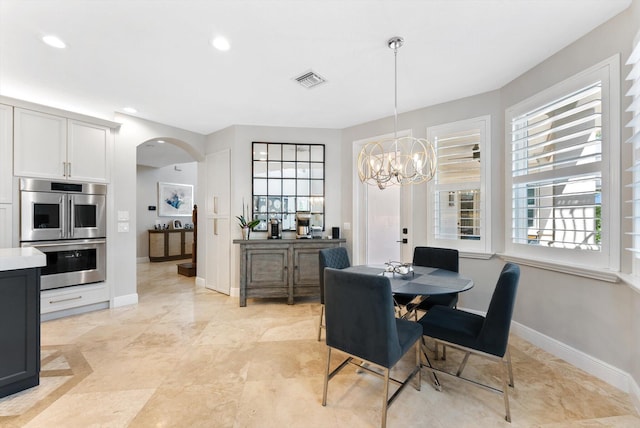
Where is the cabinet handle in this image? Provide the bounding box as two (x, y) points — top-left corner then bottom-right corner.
(49, 295), (82, 304)
(68, 162), (71, 177)
(214, 219), (218, 235)
(213, 196), (218, 214)
(63, 161), (67, 177)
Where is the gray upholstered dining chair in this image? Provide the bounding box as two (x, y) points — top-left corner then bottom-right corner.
(322, 268), (422, 428)
(395, 246), (460, 319)
(317, 247), (350, 341)
(418, 263), (520, 422)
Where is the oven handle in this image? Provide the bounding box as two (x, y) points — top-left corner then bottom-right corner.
(27, 239), (106, 248)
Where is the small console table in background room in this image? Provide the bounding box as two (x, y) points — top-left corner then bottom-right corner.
(233, 238), (346, 307)
(148, 228), (194, 262)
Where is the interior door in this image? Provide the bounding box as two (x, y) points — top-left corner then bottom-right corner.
(366, 185), (401, 264)
(353, 131), (414, 265)
(205, 149), (231, 294)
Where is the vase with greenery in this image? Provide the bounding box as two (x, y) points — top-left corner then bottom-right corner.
(237, 199), (260, 239)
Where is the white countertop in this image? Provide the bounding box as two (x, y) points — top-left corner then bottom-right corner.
(0, 247), (46, 272)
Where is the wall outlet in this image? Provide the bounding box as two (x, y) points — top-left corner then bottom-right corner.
(343, 222), (351, 231)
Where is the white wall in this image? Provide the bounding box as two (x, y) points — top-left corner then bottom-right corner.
(136, 162), (197, 259)
(204, 125), (342, 297)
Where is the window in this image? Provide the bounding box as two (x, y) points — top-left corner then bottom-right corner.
(427, 116), (491, 253)
(626, 32), (640, 273)
(506, 57), (619, 269)
(251, 142), (325, 232)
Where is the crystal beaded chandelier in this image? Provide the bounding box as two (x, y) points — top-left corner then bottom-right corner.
(357, 36), (436, 189)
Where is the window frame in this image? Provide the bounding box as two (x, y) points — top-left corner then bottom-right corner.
(427, 115), (492, 254)
(251, 142), (325, 232)
(504, 55), (620, 270)
(626, 30), (640, 276)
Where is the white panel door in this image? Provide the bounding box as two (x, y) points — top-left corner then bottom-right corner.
(366, 185), (401, 264)
(205, 149), (231, 294)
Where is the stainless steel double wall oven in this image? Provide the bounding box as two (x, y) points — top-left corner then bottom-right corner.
(20, 179), (107, 291)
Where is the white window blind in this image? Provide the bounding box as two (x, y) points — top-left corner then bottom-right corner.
(510, 81), (603, 250)
(626, 33), (640, 260)
(428, 117), (490, 252)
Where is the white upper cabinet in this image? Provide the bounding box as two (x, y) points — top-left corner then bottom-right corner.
(67, 119), (110, 182)
(14, 108), (111, 183)
(14, 108), (67, 180)
(0, 104), (13, 204)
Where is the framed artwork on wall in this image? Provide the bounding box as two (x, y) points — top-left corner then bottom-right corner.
(158, 182), (194, 217)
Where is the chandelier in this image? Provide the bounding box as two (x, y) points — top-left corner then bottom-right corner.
(357, 36), (436, 189)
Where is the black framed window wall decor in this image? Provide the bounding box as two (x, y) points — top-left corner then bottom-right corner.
(251, 142), (325, 232)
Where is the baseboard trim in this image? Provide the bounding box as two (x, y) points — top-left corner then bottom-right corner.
(136, 257), (149, 264)
(195, 277), (205, 288)
(112, 293), (138, 307)
(459, 306), (639, 413)
(511, 321), (631, 392)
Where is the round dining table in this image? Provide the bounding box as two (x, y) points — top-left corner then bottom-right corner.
(342, 264), (474, 297)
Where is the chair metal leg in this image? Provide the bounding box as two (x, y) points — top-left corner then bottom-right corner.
(415, 341), (422, 391)
(502, 358), (511, 422)
(506, 347), (514, 387)
(381, 368), (390, 428)
(322, 347), (331, 406)
(317, 304), (324, 341)
(456, 352), (471, 377)
(420, 337), (441, 390)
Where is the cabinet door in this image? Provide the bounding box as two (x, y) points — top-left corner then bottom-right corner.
(149, 232), (165, 259)
(14, 108), (66, 179)
(167, 231), (182, 256)
(293, 247), (322, 286)
(0, 104), (13, 204)
(0, 204), (12, 248)
(246, 248), (289, 291)
(184, 230), (194, 256)
(67, 120), (109, 183)
(0, 268), (40, 398)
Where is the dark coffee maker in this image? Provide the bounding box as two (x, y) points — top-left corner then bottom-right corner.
(267, 218), (281, 239)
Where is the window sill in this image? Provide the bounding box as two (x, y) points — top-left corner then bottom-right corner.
(617, 273), (640, 295)
(498, 253), (619, 283)
(459, 251), (494, 260)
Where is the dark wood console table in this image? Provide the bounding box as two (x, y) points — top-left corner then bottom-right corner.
(149, 229), (194, 262)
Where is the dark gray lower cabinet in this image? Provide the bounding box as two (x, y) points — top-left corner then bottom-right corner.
(0, 267), (40, 398)
(234, 239), (346, 307)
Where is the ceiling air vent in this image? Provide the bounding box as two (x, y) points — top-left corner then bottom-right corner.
(294, 70), (327, 89)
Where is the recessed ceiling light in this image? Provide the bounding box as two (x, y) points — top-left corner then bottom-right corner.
(42, 35), (66, 49)
(211, 36), (230, 51)
(122, 107), (138, 114)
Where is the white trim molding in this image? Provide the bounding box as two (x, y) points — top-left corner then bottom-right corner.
(112, 293), (138, 307)
(459, 306), (640, 413)
(510, 321), (633, 394)
(499, 253), (619, 283)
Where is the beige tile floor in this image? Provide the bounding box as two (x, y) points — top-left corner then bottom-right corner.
(1, 260), (638, 427)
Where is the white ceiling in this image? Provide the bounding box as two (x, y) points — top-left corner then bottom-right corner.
(0, 0), (632, 166)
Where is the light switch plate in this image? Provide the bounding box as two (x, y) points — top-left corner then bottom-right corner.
(117, 210), (129, 221)
(343, 222), (351, 230)
(117, 222), (129, 233)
